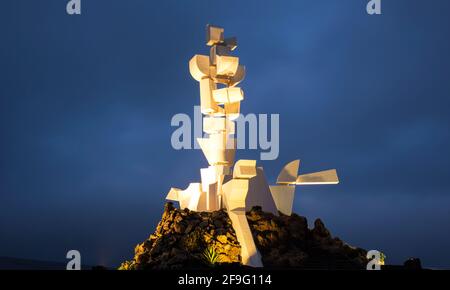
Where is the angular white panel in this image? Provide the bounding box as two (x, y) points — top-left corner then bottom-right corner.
(199, 78), (220, 115)
(186, 183), (203, 211)
(276, 160), (300, 184)
(269, 185), (296, 216)
(216, 55), (239, 76)
(229, 65), (246, 87)
(205, 182), (219, 211)
(197, 137), (216, 166)
(228, 209), (263, 267)
(296, 169), (339, 185)
(224, 101), (240, 120)
(166, 187), (181, 201)
(212, 88), (229, 104)
(226, 119), (235, 135)
(212, 87), (244, 104)
(200, 166), (218, 192)
(222, 179), (248, 210)
(210, 45), (231, 65)
(203, 116), (226, 134)
(189, 55), (210, 81)
(222, 179), (263, 267)
(176, 183), (203, 210)
(197, 133), (234, 166)
(246, 167), (278, 215)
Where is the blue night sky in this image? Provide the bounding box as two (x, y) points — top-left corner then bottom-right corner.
(1, 0), (450, 268)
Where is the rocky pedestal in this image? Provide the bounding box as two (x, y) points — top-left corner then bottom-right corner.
(120, 202), (371, 270)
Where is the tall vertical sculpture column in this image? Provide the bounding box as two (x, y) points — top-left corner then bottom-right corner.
(166, 25), (340, 268)
(190, 25), (245, 212)
(189, 25), (264, 266)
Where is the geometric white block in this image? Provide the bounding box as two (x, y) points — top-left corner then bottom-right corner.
(203, 116), (226, 134)
(206, 25), (224, 46)
(212, 87), (244, 104)
(246, 167), (279, 215)
(233, 159), (257, 179)
(200, 166), (218, 192)
(172, 183), (203, 211)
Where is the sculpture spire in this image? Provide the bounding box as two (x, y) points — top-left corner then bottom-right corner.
(166, 25), (340, 267)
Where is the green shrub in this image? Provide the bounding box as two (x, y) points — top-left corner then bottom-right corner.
(202, 246), (221, 265)
(380, 252), (386, 265)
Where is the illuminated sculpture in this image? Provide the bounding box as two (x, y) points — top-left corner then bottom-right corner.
(166, 25), (339, 267)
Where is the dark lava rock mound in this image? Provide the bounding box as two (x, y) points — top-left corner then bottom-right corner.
(119, 202), (368, 270)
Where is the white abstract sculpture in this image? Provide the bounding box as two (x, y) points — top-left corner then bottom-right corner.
(166, 25), (340, 267)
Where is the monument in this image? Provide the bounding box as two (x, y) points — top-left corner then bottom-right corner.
(166, 25), (339, 267)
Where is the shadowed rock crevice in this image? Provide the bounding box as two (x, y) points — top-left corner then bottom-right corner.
(120, 202), (368, 270)
(246, 206), (367, 269)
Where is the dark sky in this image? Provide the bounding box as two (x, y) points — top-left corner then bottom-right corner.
(1, 0), (450, 268)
